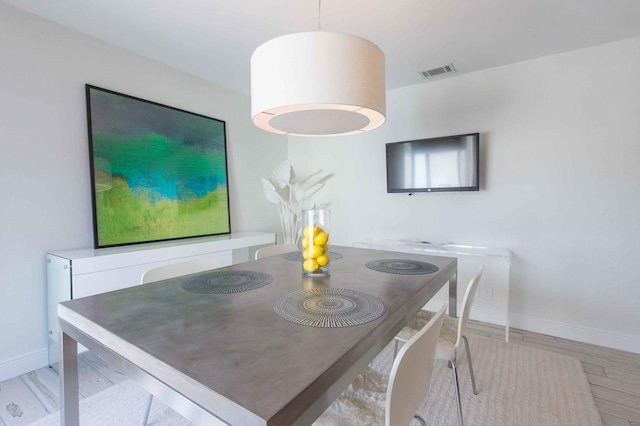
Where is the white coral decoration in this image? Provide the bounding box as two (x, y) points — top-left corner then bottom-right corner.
(262, 160), (331, 245)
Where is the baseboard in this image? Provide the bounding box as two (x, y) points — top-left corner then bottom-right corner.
(49, 343), (59, 365)
(509, 313), (640, 354)
(0, 347), (49, 382)
(423, 298), (640, 354)
(0, 341), (89, 382)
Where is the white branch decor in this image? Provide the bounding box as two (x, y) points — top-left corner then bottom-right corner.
(262, 160), (331, 245)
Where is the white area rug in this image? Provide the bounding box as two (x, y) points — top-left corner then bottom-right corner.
(29, 381), (190, 426)
(370, 334), (603, 426)
(30, 334), (602, 425)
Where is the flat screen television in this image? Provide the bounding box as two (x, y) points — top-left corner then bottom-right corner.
(386, 133), (479, 193)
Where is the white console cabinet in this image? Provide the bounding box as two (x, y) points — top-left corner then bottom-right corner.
(47, 231), (275, 356)
(354, 237), (512, 341)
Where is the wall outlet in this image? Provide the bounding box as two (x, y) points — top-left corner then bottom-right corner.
(480, 286), (493, 301)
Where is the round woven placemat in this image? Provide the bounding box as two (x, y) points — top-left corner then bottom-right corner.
(365, 259), (439, 275)
(282, 251), (343, 261)
(181, 270), (272, 294)
(273, 288), (386, 328)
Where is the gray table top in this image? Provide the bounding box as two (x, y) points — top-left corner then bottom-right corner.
(59, 246), (457, 425)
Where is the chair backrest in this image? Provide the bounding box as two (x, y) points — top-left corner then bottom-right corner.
(386, 304), (447, 426)
(141, 258), (221, 284)
(254, 243), (298, 260)
(455, 265), (484, 348)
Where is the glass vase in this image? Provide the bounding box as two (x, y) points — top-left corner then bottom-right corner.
(301, 209), (331, 277)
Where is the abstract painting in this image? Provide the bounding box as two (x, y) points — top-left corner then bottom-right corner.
(86, 85), (230, 248)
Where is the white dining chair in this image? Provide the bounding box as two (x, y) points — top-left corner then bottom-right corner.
(139, 257), (221, 425)
(314, 304), (447, 426)
(394, 265), (484, 426)
(254, 243), (298, 260)
(140, 257), (222, 284)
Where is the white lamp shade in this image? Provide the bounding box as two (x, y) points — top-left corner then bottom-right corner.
(251, 31), (386, 137)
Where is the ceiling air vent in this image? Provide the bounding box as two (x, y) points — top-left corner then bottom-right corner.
(420, 63), (456, 79)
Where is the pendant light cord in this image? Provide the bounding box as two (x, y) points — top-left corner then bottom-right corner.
(318, 0), (322, 31)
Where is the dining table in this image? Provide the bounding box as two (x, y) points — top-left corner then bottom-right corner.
(58, 245), (457, 425)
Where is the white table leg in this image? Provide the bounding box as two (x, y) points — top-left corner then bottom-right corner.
(449, 272), (458, 317)
(59, 329), (79, 426)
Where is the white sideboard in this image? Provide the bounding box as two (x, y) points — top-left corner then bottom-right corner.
(354, 237), (512, 341)
(46, 231), (275, 359)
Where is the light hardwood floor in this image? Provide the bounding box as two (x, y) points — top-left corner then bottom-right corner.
(1, 322), (638, 425)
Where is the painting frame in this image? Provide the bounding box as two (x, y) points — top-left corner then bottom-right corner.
(86, 85), (231, 249)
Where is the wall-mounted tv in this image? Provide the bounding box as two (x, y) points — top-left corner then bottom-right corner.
(86, 85), (231, 248)
(386, 133), (479, 193)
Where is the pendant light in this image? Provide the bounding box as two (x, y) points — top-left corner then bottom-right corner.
(250, 1), (386, 137)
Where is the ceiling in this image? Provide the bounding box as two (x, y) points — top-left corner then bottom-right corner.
(4, 0), (640, 96)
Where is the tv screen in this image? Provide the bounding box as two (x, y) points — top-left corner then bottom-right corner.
(386, 133), (479, 193)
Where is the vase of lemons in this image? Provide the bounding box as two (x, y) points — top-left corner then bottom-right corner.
(301, 209), (331, 277)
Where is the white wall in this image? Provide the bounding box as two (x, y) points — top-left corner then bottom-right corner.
(2, 2), (639, 383)
(289, 36), (640, 353)
(0, 3), (286, 380)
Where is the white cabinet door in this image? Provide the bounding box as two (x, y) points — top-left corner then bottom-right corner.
(73, 271), (113, 299)
(113, 261), (168, 291)
(170, 251), (232, 266)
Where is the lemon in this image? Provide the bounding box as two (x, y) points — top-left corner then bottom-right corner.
(323, 244), (329, 253)
(302, 249), (310, 260)
(303, 259), (319, 272)
(316, 254), (330, 266)
(313, 231), (329, 246)
(308, 245), (324, 259)
(315, 226), (325, 234)
(301, 237), (310, 248)
(303, 225), (318, 238)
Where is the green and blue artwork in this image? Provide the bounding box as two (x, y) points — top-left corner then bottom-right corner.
(86, 85), (230, 248)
